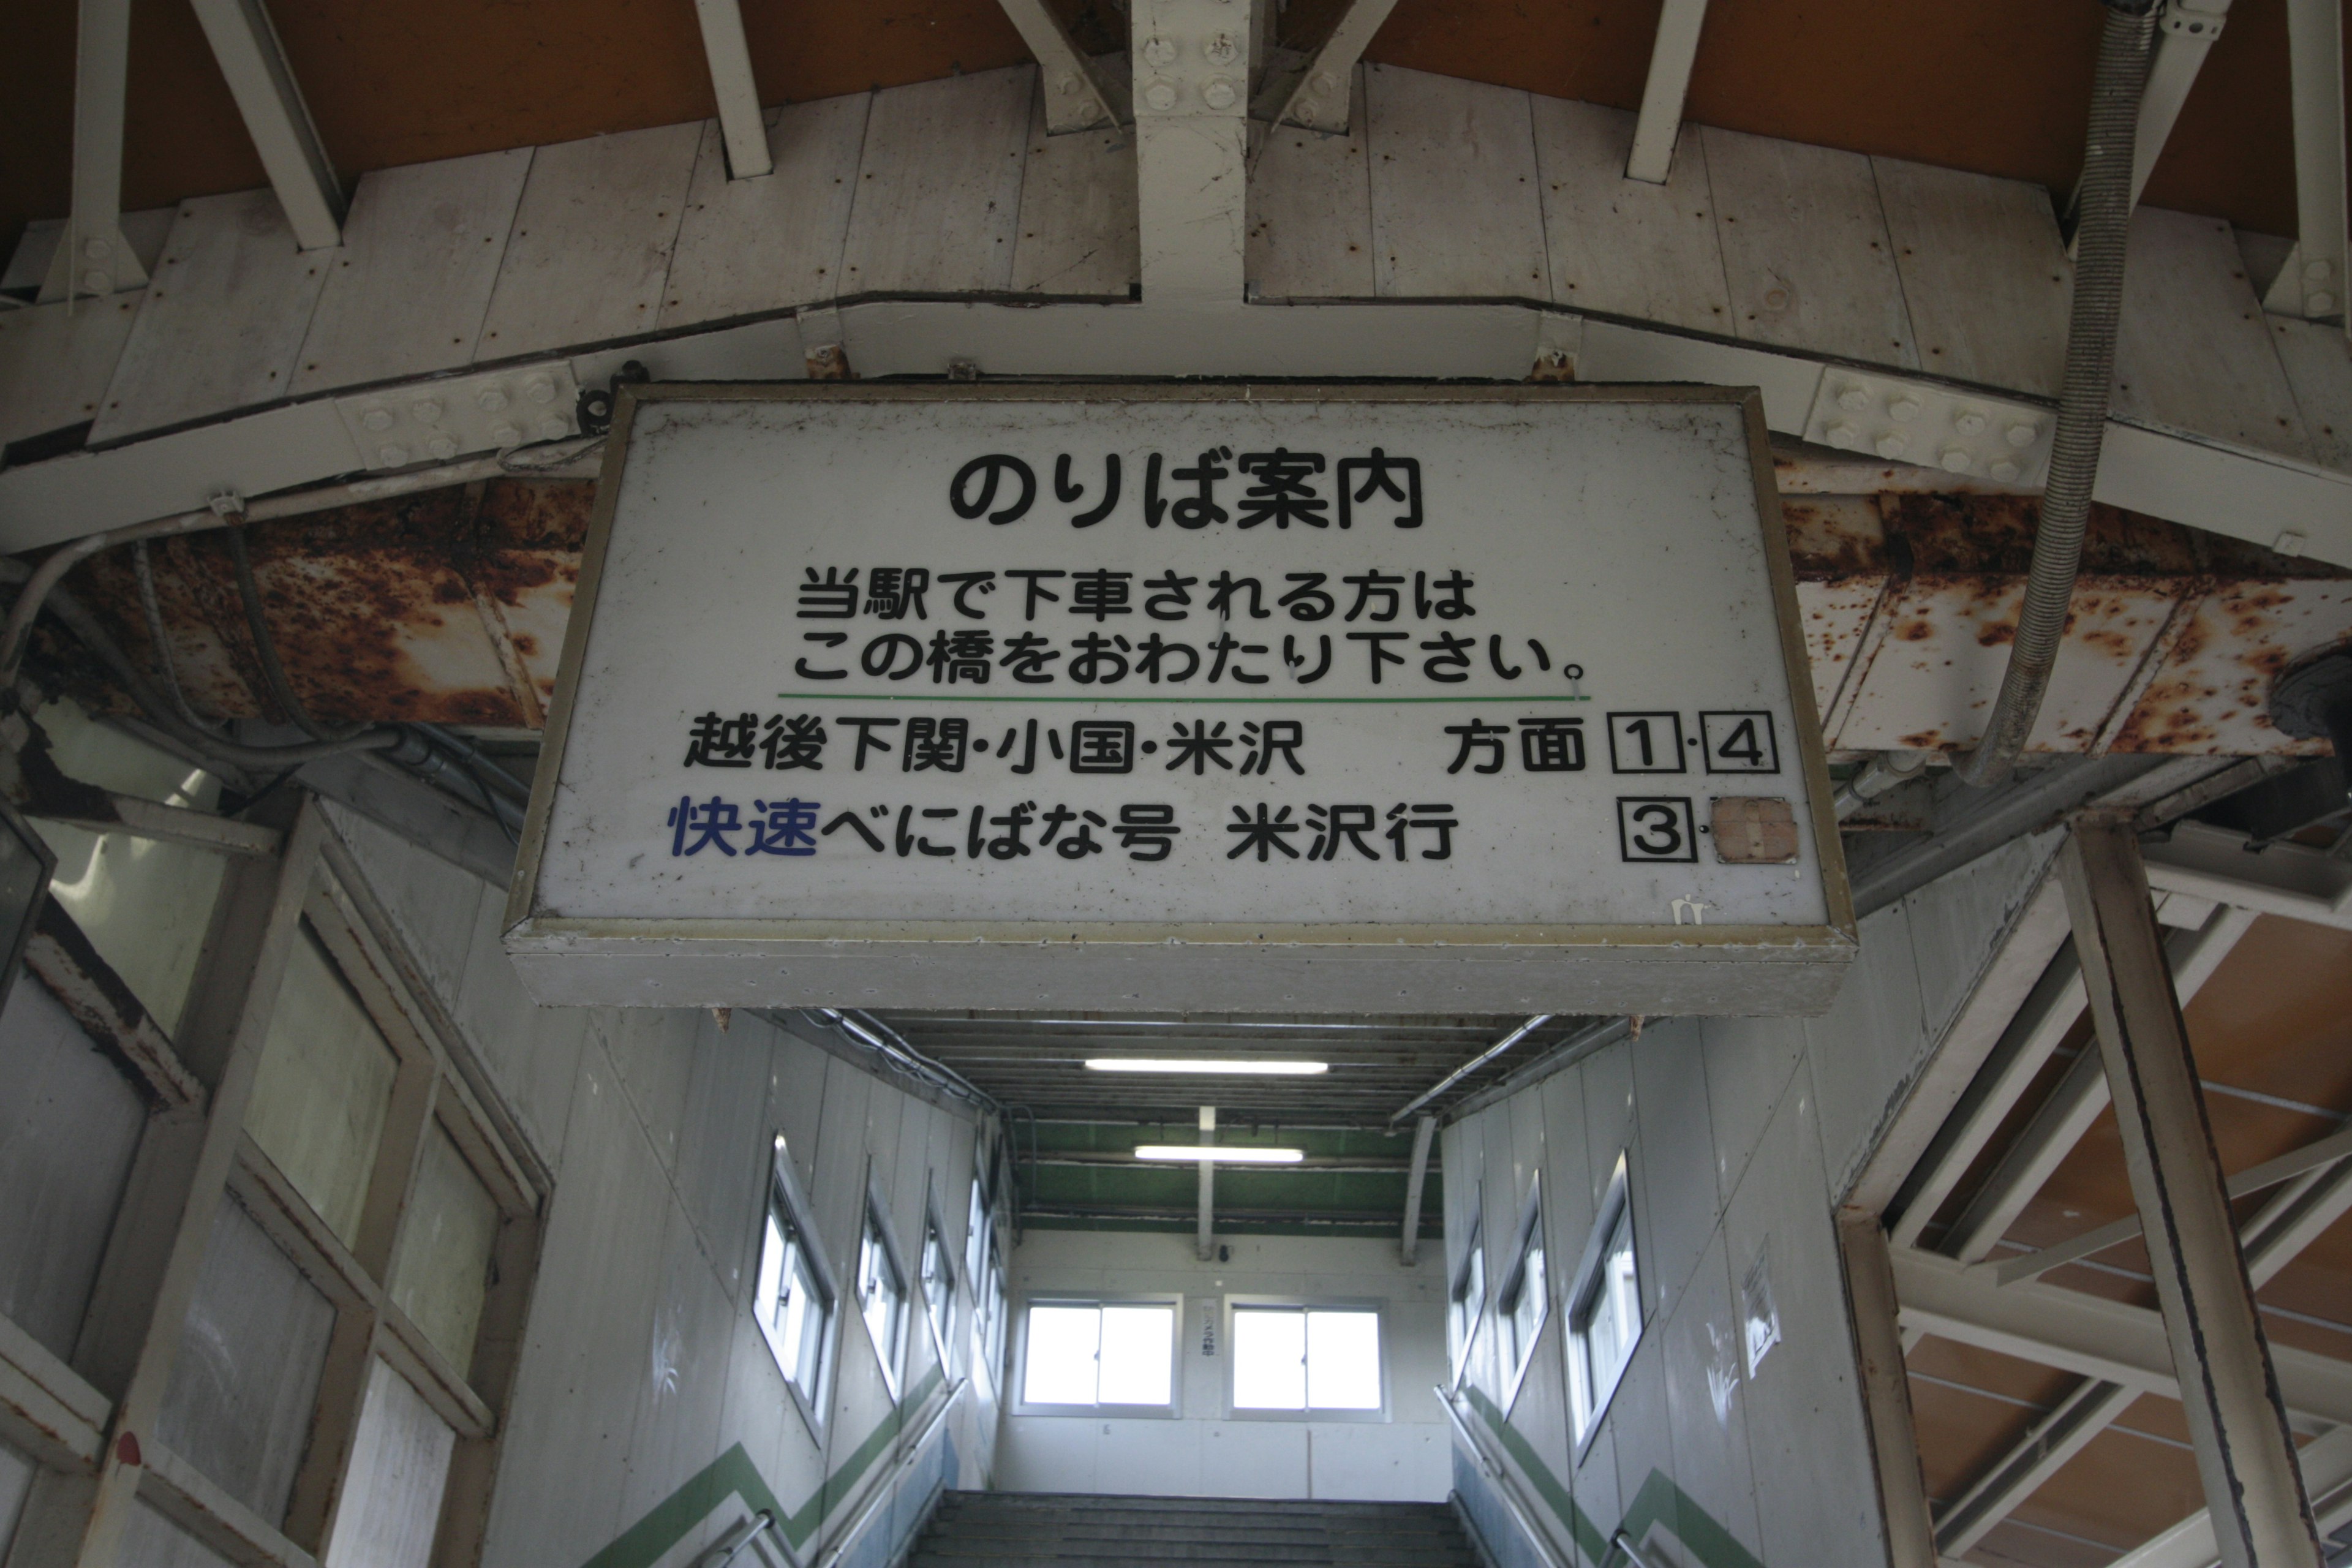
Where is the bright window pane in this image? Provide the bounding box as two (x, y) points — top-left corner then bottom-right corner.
(1097, 1306), (1174, 1406)
(1306, 1311), (1382, 1410)
(859, 1221), (902, 1370)
(321, 1361), (454, 1568)
(391, 1125), (500, 1376)
(244, 927), (399, 1245)
(783, 1247), (826, 1398)
(1232, 1308), (1306, 1410)
(1023, 1306), (1101, 1404)
(32, 821), (226, 1035)
(1583, 1207), (1638, 1393)
(1509, 1239), (1547, 1369)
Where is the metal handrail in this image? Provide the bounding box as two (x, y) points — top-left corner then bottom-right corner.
(1435, 1387), (1572, 1568)
(810, 1376), (965, 1568)
(697, 1510), (782, 1568)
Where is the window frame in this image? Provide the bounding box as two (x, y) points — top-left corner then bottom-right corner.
(1566, 1153), (1643, 1454)
(918, 1177), (959, 1375)
(855, 1174), (913, 1403)
(1495, 1174), (1550, 1417)
(1221, 1296), (1392, 1423)
(1009, 1294), (1184, 1419)
(1447, 1215), (1487, 1393)
(755, 1136), (840, 1439)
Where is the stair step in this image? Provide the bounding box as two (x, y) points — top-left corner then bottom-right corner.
(913, 1491), (1476, 1568)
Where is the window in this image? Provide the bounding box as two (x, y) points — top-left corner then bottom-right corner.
(755, 1139), (836, 1430)
(919, 1186), (956, 1370)
(1230, 1304), (1385, 1418)
(1016, 1300), (1177, 1414)
(964, 1166), (990, 1289)
(856, 1189), (910, 1399)
(1567, 1156), (1642, 1444)
(1496, 1177), (1548, 1412)
(1447, 1218), (1486, 1388)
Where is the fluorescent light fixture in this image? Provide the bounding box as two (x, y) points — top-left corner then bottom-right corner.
(1134, 1145), (1306, 1164)
(1084, 1058), (1329, 1076)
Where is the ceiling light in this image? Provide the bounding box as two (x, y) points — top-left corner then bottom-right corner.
(1084, 1058), (1329, 1076)
(1133, 1145), (1305, 1164)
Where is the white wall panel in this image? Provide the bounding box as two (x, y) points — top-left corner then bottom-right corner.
(1364, 66), (1550, 300)
(662, 99), (867, 330)
(1531, 97), (1730, 334)
(1627, 1017), (1722, 1321)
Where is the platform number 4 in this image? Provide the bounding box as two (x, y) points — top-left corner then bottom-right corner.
(1617, 797), (1698, 863)
(1607, 712), (1687, 773)
(1700, 712), (1780, 774)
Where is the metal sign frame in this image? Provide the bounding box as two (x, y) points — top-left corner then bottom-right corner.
(505, 382), (1855, 1014)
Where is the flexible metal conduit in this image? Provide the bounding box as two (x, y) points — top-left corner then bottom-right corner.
(1955, 0), (2157, 788)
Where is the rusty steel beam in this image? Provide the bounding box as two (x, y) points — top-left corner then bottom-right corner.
(45, 481), (2350, 756)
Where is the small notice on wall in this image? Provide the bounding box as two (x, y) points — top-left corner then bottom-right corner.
(506, 385), (1853, 1013)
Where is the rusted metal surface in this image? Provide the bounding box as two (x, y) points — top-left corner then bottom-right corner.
(62, 478), (586, 728)
(23, 900), (204, 1109)
(41, 478), (2349, 755)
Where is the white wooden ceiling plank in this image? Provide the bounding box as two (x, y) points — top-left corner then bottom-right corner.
(1363, 64), (1549, 300)
(1009, 67), (1137, 298)
(660, 98), (869, 330)
(1248, 70), (1376, 301)
(89, 190), (330, 443)
(477, 123), (701, 361)
(839, 67), (1034, 296)
(1873, 156), (2070, 399)
(1702, 126), (1917, 369)
(2271, 315), (2352, 472)
(1530, 96), (1729, 336)
(2113, 207), (2313, 462)
(0, 293), (140, 447)
(290, 148), (532, 396)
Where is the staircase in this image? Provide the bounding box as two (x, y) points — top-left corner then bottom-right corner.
(908, 1493), (1483, 1567)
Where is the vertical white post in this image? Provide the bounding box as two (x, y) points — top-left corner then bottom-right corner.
(1196, 1106), (1216, 1262)
(2264, 0), (2348, 324)
(1836, 1208), (1939, 1568)
(691, 0), (773, 179)
(40, 0), (150, 302)
(2061, 819), (2321, 1568)
(1625, 0), (1710, 184)
(1134, 0), (1250, 310)
(1399, 1115), (1435, 1265)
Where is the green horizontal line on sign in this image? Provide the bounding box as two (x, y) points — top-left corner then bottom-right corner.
(771, 692), (1596, 706)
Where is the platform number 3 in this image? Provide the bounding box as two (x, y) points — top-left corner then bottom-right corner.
(1617, 797), (1698, 863)
(1700, 712), (1780, 774)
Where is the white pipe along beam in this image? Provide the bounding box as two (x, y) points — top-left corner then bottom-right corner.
(998, 0), (1127, 132)
(690, 0), (772, 179)
(41, 0), (149, 301)
(1254, 0), (1400, 135)
(2060, 819), (2320, 1568)
(1625, 0), (1710, 184)
(2263, 0), (2348, 323)
(1942, 905), (2256, 1262)
(184, 0), (345, 248)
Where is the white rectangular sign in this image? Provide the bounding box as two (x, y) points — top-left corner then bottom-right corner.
(507, 386), (1853, 1012)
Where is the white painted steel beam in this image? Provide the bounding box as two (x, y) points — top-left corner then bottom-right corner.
(2106, 1425), (2352, 1568)
(1196, 1106), (1216, 1262)
(1134, 0), (1251, 308)
(690, 0), (772, 179)
(1942, 906), (2255, 1263)
(1936, 1379), (2142, 1556)
(2143, 820), (2352, 932)
(1400, 1114), (1436, 1265)
(2070, 0), (2233, 220)
(39, 0), (150, 301)
(2262, 0), (2348, 324)
(998, 0), (1126, 133)
(1890, 1247), (2352, 1429)
(1838, 1210), (1940, 1568)
(1254, 0), (1399, 135)
(1625, 0), (1709, 184)
(184, 0), (345, 249)
(2062, 820), (2319, 1568)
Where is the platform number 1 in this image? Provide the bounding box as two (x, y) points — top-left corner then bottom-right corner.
(1607, 712), (1687, 773)
(1617, 797), (1698, 863)
(1700, 711), (1781, 774)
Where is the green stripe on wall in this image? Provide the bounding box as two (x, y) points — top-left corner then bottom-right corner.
(1460, 1384), (1763, 1568)
(581, 1364), (946, 1568)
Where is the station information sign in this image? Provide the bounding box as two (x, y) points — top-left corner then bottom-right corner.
(507, 385), (1855, 1014)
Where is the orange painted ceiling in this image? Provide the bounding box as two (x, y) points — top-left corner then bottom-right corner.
(3, 0), (2337, 268)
